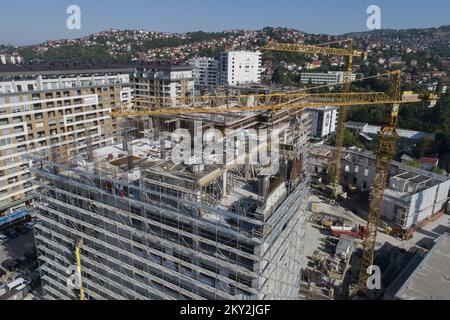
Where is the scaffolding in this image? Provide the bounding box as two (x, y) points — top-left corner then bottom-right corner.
(31, 112), (312, 301)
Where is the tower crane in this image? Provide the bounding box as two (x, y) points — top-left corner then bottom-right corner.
(75, 239), (85, 301)
(109, 53), (436, 300)
(354, 71), (437, 295)
(261, 39), (367, 197)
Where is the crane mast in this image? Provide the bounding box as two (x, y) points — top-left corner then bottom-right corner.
(262, 39), (365, 197)
(356, 71), (401, 292)
(331, 39), (353, 197)
(75, 239), (85, 301)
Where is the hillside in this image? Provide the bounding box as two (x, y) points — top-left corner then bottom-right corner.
(2, 25), (448, 64)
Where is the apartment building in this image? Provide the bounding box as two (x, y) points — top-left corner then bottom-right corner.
(0, 66), (132, 217)
(307, 106), (338, 139)
(0, 54), (22, 65)
(32, 107), (312, 300)
(132, 64), (194, 110)
(220, 51), (262, 86)
(300, 71), (356, 86)
(188, 57), (220, 89)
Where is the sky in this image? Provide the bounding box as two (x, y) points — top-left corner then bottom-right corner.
(1, 0), (450, 46)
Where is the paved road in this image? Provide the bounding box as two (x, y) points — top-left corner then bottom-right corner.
(0, 230), (35, 265)
(0, 229), (36, 284)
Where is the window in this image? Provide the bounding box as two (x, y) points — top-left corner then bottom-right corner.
(0, 138), (12, 146)
(13, 116), (22, 124)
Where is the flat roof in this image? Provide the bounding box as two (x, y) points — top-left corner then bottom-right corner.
(395, 233), (450, 300)
(0, 64), (133, 77)
(0, 62), (192, 77)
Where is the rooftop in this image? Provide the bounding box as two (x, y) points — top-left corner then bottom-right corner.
(0, 63), (133, 77)
(0, 61), (192, 77)
(346, 121), (367, 128)
(418, 157), (439, 166)
(395, 233), (450, 300)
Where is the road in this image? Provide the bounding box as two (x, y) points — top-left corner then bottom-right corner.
(0, 228), (43, 300)
(0, 230), (35, 267)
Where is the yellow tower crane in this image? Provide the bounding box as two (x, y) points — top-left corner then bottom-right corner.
(351, 70), (402, 295)
(261, 39), (367, 197)
(354, 72), (437, 295)
(110, 70), (436, 299)
(75, 239), (85, 301)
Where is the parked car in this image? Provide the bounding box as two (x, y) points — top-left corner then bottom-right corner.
(31, 217), (42, 225)
(24, 222), (36, 230)
(1, 259), (18, 272)
(0, 233), (8, 244)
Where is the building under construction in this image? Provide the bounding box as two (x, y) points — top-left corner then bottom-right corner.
(31, 108), (312, 300)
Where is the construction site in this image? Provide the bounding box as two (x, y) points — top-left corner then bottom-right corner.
(31, 106), (312, 300)
(26, 40), (450, 301)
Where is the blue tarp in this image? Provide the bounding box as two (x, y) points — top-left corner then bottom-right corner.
(0, 209), (29, 227)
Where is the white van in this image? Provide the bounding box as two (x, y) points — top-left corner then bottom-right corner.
(7, 277), (30, 291)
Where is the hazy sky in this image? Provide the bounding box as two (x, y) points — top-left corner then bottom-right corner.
(1, 0), (450, 46)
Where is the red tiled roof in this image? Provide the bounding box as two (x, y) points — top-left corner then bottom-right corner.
(419, 157), (439, 165)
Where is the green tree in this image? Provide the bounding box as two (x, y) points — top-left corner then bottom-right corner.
(431, 166), (446, 175)
(272, 66), (292, 85)
(329, 129), (364, 149)
(406, 160), (421, 168)
(414, 137), (437, 158)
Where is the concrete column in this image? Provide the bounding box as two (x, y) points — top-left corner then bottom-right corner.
(245, 154), (251, 180)
(222, 171), (227, 196)
(259, 176), (270, 200)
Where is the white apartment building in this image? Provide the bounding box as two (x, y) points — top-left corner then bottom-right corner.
(0, 67), (132, 216)
(301, 71), (356, 85)
(220, 51), (262, 86)
(307, 106), (338, 139)
(0, 54), (22, 65)
(188, 57), (220, 89)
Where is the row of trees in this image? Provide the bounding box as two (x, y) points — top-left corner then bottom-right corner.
(347, 94), (450, 171)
